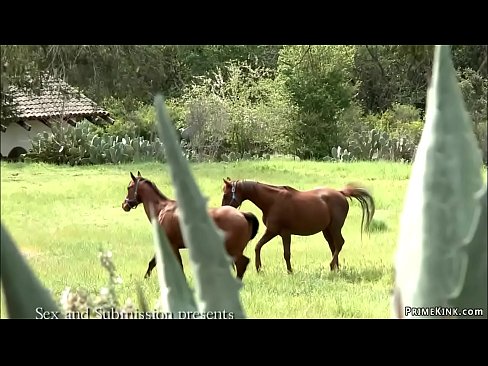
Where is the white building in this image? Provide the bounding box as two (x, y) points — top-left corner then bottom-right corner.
(1, 77), (114, 159)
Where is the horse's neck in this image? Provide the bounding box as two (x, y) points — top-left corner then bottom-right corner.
(244, 182), (275, 214)
(139, 185), (173, 222)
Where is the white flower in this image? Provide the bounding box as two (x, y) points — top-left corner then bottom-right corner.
(60, 287), (72, 310)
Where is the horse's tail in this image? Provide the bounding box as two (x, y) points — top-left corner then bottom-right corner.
(340, 183), (375, 241)
(242, 212), (260, 240)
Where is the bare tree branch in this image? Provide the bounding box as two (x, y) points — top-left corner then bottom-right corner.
(280, 45), (312, 69)
(478, 46), (487, 75)
(365, 45), (385, 77)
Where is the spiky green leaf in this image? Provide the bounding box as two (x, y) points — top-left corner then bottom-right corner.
(448, 186), (487, 318)
(1, 222), (61, 319)
(394, 45), (486, 318)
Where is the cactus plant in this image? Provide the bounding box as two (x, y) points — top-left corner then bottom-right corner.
(393, 45), (487, 318)
(330, 145), (353, 162)
(24, 119), (168, 166)
(228, 151), (237, 161)
(331, 146), (338, 159)
(340, 127), (417, 163)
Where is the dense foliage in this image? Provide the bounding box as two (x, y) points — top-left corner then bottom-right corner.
(2, 45), (486, 163)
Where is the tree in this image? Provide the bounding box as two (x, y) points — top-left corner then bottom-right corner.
(277, 45), (356, 159)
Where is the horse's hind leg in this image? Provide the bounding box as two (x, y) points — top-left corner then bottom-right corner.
(327, 226), (345, 271)
(322, 229), (337, 270)
(281, 233), (293, 274)
(322, 230), (335, 258)
(173, 249), (185, 274)
(235, 255), (250, 280)
(255, 229), (278, 272)
(144, 256), (157, 279)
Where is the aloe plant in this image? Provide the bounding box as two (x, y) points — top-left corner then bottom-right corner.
(393, 45), (487, 318)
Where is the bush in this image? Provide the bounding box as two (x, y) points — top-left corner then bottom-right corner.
(289, 111), (334, 160)
(277, 46), (357, 159)
(175, 60), (296, 160)
(458, 68), (487, 163)
(362, 103), (424, 146)
(182, 95), (230, 161)
(99, 97), (156, 141)
(336, 101), (370, 147)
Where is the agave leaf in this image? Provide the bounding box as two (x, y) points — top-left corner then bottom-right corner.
(153, 94), (245, 318)
(448, 185), (487, 318)
(151, 217), (197, 315)
(394, 45), (486, 318)
(1, 222), (61, 319)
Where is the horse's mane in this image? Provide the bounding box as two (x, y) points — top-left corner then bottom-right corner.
(141, 178), (171, 200)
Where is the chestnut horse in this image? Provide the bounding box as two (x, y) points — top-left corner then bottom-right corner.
(221, 178), (375, 273)
(121, 172), (259, 280)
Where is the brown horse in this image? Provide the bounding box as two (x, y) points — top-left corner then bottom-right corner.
(121, 172), (259, 280)
(221, 178), (375, 273)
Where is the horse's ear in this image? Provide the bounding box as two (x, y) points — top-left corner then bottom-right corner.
(137, 171), (141, 177)
(223, 178), (231, 186)
(130, 172), (137, 181)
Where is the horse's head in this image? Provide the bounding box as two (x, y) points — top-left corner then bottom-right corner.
(221, 177), (242, 208)
(122, 171), (143, 211)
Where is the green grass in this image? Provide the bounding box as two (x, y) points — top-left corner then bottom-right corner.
(0, 159), (473, 318)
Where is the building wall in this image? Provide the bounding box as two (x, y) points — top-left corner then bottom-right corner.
(1, 120), (52, 157)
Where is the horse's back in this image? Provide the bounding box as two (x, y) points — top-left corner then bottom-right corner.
(210, 205), (248, 226)
(168, 204), (247, 231)
(159, 204), (249, 251)
(281, 186), (337, 204)
(308, 187), (350, 213)
(265, 186), (349, 234)
(282, 185), (299, 192)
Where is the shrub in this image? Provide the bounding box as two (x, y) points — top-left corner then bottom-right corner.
(458, 68), (487, 163)
(99, 97), (156, 141)
(175, 60), (296, 160)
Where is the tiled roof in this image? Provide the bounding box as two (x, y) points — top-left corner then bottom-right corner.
(6, 77), (110, 120)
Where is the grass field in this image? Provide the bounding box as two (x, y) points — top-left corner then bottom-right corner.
(1, 158), (418, 318)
